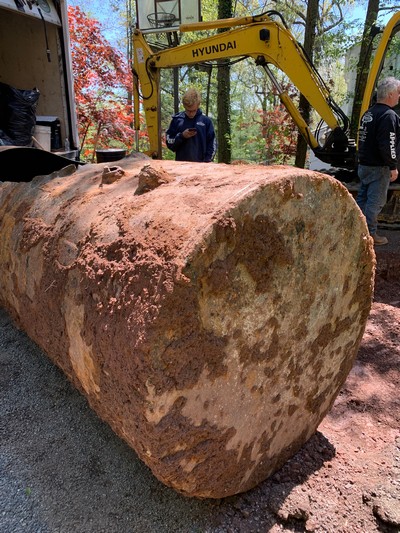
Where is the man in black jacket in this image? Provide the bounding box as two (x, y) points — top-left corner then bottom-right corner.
(357, 76), (400, 245)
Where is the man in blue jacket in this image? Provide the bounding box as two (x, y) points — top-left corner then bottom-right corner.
(166, 88), (216, 162)
(357, 76), (400, 245)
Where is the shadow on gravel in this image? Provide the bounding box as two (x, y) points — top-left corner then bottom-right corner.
(0, 309), (215, 533)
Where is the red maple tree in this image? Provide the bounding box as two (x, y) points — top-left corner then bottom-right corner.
(257, 82), (298, 164)
(68, 5), (138, 160)
(235, 82), (298, 164)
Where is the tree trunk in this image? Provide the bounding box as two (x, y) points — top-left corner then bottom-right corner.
(350, 0), (380, 139)
(217, 0), (232, 164)
(295, 0), (319, 168)
(0, 158), (374, 498)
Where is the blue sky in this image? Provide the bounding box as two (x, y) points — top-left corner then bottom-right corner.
(69, 0), (125, 47)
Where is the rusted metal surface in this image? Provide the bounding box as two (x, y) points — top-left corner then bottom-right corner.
(0, 159), (375, 498)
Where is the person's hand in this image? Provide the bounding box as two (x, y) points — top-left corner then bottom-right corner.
(390, 169), (398, 182)
(183, 128), (197, 139)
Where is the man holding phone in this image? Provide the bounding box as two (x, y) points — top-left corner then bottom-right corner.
(166, 88), (216, 162)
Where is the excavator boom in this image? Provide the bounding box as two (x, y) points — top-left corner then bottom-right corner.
(132, 13), (355, 165)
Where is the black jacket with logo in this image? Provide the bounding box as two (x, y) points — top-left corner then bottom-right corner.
(358, 103), (400, 169)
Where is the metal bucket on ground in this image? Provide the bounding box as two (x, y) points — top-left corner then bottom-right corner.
(96, 149), (126, 163)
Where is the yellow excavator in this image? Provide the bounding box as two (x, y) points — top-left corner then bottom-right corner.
(132, 10), (400, 224)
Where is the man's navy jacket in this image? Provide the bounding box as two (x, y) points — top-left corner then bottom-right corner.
(166, 108), (216, 162)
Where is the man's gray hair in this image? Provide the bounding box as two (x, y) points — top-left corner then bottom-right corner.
(377, 76), (400, 100)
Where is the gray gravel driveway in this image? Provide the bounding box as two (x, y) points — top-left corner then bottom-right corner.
(0, 309), (220, 533)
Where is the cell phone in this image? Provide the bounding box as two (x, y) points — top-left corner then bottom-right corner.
(188, 128), (197, 132)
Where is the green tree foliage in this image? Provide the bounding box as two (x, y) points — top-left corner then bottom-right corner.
(233, 82), (298, 163)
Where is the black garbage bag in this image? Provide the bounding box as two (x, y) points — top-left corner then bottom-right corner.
(0, 82), (40, 146)
(0, 129), (14, 146)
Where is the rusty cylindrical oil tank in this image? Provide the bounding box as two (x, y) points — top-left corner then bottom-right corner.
(0, 158), (374, 498)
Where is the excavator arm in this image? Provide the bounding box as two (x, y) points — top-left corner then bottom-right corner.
(361, 12), (400, 118)
(132, 13), (355, 166)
